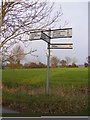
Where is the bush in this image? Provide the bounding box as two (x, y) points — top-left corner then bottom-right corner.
(84, 63), (88, 67)
(7, 63), (23, 69)
(71, 63), (78, 68)
(24, 62), (46, 68)
(38, 62), (47, 68)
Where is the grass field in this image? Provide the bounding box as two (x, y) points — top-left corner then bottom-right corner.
(2, 68), (88, 116)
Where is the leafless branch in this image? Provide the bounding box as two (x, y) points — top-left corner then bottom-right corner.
(0, 0), (63, 61)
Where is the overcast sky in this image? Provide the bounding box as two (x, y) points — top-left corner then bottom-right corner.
(24, 2), (88, 65)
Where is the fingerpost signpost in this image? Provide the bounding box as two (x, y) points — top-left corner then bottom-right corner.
(29, 28), (72, 95)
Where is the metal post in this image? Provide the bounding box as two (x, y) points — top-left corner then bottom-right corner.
(46, 29), (51, 95)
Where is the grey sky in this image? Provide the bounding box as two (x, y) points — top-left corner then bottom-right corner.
(24, 2), (88, 65)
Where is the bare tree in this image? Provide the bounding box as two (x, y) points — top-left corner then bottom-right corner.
(0, 0), (63, 58)
(11, 45), (25, 64)
(51, 56), (60, 68)
(2, 44), (37, 65)
(65, 56), (71, 66)
(72, 57), (77, 64)
(60, 59), (67, 68)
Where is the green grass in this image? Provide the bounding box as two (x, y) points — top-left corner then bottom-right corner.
(2, 68), (88, 116)
(2, 68), (88, 88)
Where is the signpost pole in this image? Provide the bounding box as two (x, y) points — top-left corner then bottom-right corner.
(46, 29), (51, 95)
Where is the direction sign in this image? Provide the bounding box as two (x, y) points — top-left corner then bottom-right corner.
(49, 43), (73, 49)
(29, 31), (41, 40)
(51, 28), (72, 39)
(40, 31), (50, 43)
(29, 28), (72, 40)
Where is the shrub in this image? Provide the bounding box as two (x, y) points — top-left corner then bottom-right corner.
(24, 62), (46, 68)
(84, 63), (88, 67)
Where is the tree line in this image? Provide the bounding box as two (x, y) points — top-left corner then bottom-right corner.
(50, 56), (78, 68)
(1, 45), (89, 69)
